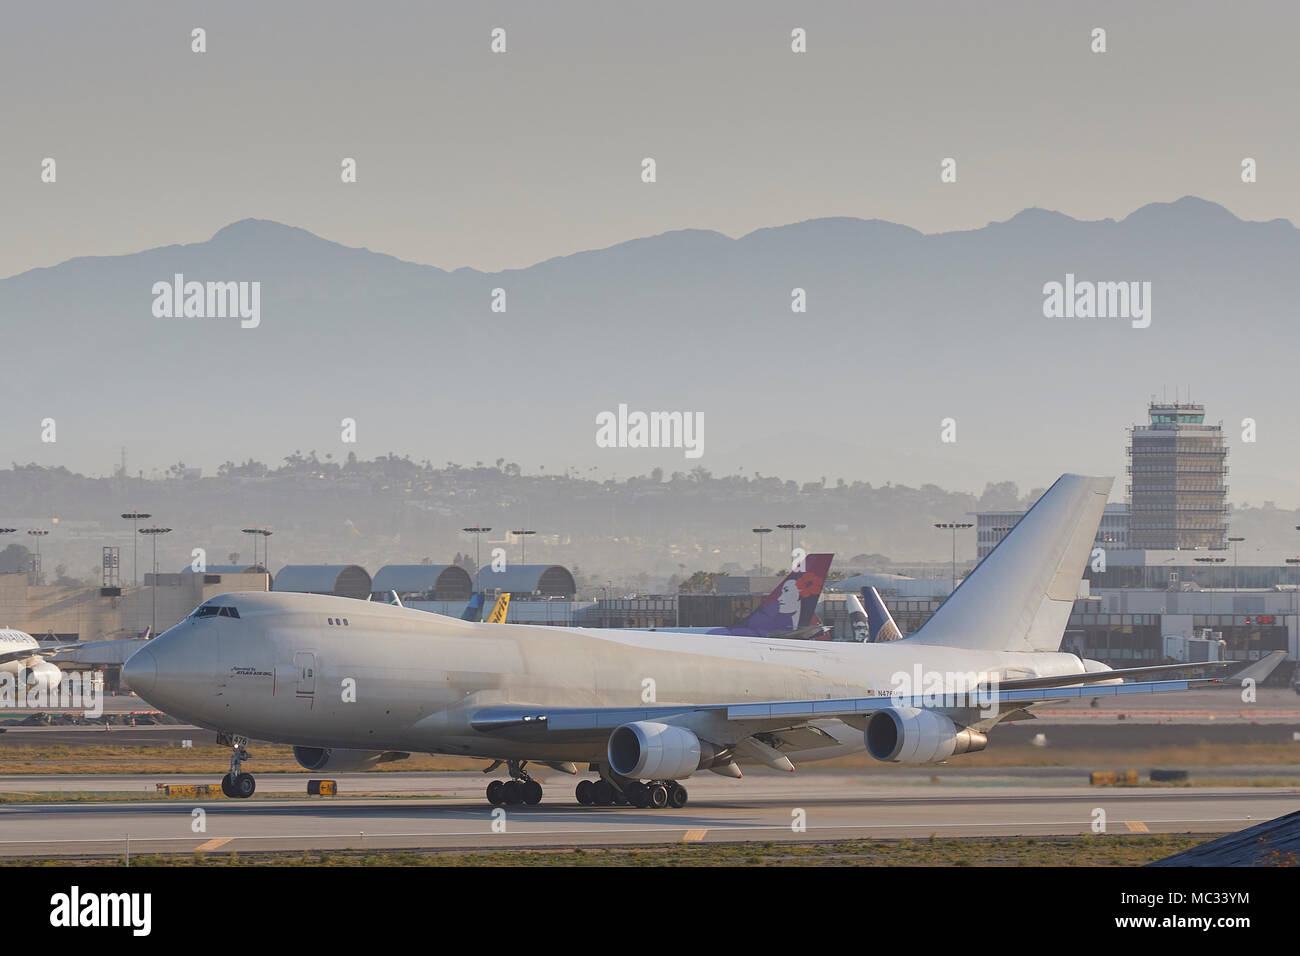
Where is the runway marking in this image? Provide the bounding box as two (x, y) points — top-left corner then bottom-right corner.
(682, 829), (708, 842)
(195, 838), (232, 850)
(1124, 821), (1150, 833)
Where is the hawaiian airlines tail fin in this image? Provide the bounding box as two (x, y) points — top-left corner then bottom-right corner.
(908, 474), (1111, 653)
(708, 553), (833, 637)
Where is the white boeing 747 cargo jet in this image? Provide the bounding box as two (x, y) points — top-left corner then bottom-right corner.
(123, 475), (1267, 808)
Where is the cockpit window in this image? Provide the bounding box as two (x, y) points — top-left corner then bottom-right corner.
(191, 603), (240, 619)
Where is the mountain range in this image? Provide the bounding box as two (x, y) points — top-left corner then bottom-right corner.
(3, 197), (1297, 506)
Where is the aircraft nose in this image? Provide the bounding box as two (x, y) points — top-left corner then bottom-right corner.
(122, 647), (156, 696)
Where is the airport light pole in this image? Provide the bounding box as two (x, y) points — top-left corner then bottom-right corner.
(777, 522), (806, 564)
(1228, 535), (1245, 591)
(241, 528), (273, 579)
(511, 529), (535, 565)
(462, 526), (491, 591)
(1286, 556), (1300, 622)
(934, 522), (973, 595)
(26, 529), (49, 584)
(139, 526), (172, 637)
(752, 527), (772, 577)
(121, 511), (152, 586)
(1195, 556), (1226, 613)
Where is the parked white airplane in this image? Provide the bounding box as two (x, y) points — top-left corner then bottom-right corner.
(0, 627), (69, 690)
(123, 474), (1271, 808)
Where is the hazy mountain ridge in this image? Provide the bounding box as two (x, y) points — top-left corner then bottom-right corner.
(2, 197), (1297, 506)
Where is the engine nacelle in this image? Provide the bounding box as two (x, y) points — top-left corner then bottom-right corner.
(607, 721), (710, 780)
(864, 707), (987, 764)
(24, 660), (62, 692)
(292, 746), (408, 772)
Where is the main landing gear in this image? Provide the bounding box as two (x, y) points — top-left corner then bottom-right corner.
(485, 759), (543, 807)
(218, 734), (256, 798)
(575, 776), (688, 809)
(481, 761), (691, 809)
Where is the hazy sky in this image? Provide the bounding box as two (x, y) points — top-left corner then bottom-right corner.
(3, 0), (1298, 278)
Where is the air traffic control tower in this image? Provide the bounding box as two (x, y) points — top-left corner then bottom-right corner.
(1126, 400), (1228, 550)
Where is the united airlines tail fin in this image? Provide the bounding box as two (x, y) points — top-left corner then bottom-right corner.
(708, 553), (833, 637)
(907, 474), (1111, 654)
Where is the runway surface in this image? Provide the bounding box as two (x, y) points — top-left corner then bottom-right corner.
(2, 771), (1297, 858)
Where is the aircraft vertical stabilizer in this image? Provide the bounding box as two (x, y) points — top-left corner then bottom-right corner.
(859, 587), (903, 642)
(907, 474), (1111, 653)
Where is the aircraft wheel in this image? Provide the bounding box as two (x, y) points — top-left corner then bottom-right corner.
(487, 779), (505, 805)
(592, 780), (615, 806)
(234, 773), (256, 798)
(648, 784), (669, 809)
(523, 780), (543, 805)
(668, 783), (688, 809)
(627, 781), (649, 808)
(220, 773), (236, 798)
(502, 780), (523, 805)
(575, 779), (595, 805)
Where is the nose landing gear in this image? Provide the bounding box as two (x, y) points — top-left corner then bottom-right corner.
(217, 734), (256, 798)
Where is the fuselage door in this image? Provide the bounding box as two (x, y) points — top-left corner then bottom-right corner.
(294, 651), (316, 696)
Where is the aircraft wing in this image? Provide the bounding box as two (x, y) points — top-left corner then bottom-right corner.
(725, 676), (1224, 723)
(0, 643), (81, 665)
(723, 654), (1281, 727)
(466, 676), (1218, 742)
(990, 655), (1275, 691)
(465, 655), (1280, 753)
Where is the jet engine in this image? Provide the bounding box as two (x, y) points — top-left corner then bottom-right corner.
(864, 707), (987, 764)
(23, 660), (62, 692)
(607, 721), (727, 780)
(292, 746), (409, 772)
